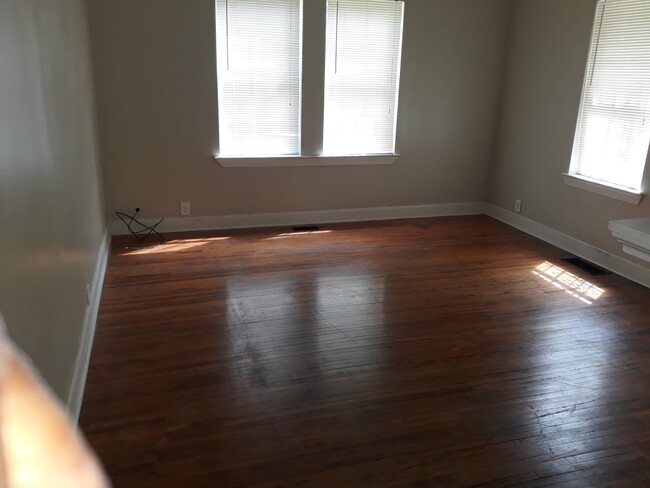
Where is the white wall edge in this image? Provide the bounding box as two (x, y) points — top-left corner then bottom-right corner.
(108, 202), (486, 235)
(485, 203), (650, 289)
(66, 230), (111, 424)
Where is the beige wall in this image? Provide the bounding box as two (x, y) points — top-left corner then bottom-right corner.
(0, 0), (105, 399)
(87, 0), (511, 220)
(489, 0), (650, 268)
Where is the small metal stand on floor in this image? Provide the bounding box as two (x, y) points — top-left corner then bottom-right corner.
(116, 208), (165, 242)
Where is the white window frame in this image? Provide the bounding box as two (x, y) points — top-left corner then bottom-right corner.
(214, 0), (404, 167)
(566, 0), (650, 205)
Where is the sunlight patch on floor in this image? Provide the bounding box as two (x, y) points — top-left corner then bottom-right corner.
(533, 261), (604, 304)
(264, 230), (333, 240)
(124, 237), (230, 255)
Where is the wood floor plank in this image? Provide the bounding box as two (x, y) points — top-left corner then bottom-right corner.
(80, 216), (650, 486)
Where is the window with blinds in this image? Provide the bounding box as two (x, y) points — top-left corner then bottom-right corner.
(570, 0), (650, 191)
(215, 0), (301, 156)
(323, 0), (404, 155)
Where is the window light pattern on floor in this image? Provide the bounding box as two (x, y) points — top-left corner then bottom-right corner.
(124, 237), (230, 255)
(533, 261), (604, 304)
(264, 230), (333, 240)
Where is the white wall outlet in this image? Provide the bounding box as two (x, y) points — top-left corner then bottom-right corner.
(86, 283), (91, 305)
(515, 199), (522, 213)
(181, 201), (191, 216)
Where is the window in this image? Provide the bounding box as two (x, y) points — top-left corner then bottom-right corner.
(215, 0), (302, 156)
(214, 0), (404, 164)
(323, 0), (404, 155)
(568, 0), (650, 198)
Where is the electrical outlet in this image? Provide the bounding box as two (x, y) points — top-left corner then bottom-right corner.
(86, 283), (91, 305)
(181, 202), (191, 216)
(515, 199), (522, 213)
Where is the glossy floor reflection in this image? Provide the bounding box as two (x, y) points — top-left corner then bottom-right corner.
(81, 216), (650, 487)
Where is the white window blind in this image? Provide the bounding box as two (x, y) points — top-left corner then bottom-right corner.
(215, 0), (301, 156)
(323, 0), (404, 155)
(571, 0), (650, 191)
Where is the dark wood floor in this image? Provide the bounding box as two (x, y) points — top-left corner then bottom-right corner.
(81, 215), (650, 487)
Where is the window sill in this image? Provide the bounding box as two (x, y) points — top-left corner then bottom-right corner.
(563, 173), (643, 205)
(215, 154), (399, 167)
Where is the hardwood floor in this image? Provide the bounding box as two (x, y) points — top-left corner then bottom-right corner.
(80, 215), (650, 487)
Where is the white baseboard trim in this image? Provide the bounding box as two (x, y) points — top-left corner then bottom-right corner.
(485, 203), (650, 289)
(107, 202), (486, 235)
(66, 230), (111, 424)
(107, 202), (649, 287)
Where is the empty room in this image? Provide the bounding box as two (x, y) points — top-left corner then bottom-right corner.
(2, 0), (650, 486)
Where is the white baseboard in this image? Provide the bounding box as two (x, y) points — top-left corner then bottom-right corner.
(108, 201), (649, 285)
(107, 202), (486, 235)
(485, 203), (650, 288)
(66, 230), (111, 424)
